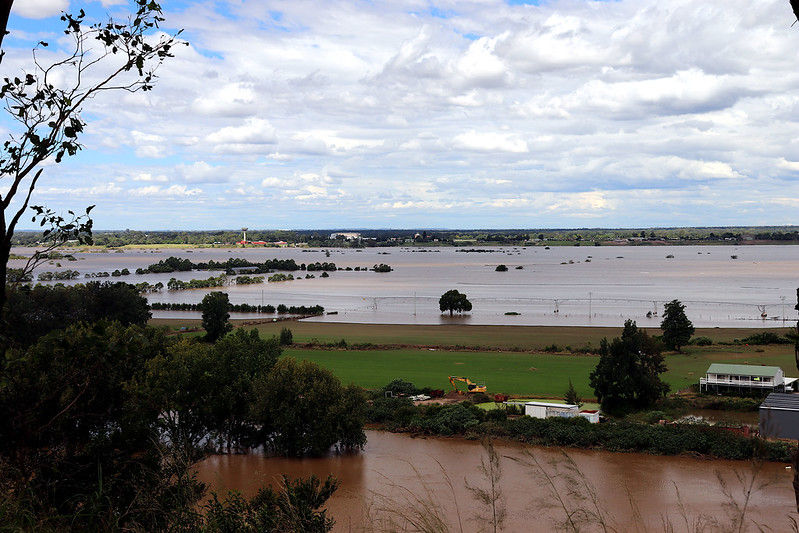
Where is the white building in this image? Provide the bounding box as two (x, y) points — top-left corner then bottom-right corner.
(524, 401), (579, 419)
(330, 232), (361, 241)
(700, 364), (795, 393)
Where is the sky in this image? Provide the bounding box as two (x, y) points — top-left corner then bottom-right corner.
(4, 0), (799, 230)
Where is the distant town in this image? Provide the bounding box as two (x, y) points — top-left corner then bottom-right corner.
(12, 226), (799, 248)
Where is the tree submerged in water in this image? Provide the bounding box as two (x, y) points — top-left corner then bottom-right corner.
(439, 289), (472, 316)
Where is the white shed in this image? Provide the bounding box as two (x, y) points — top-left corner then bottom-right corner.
(524, 401), (579, 419)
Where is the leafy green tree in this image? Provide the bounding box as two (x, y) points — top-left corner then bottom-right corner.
(4, 281), (150, 348)
(250, 358), (367, 456)
(0, 1), (182, 315)
(589, 320), (669, 414)
(279, 327), (294, 345)
(439, 289), (473, 316)
(200, 291), (233, 342)
(210, 329), (281, 451)
(563, 379), (583, 408)
(660, 299), (694, 352)
(0, 321), (201, 529)
(201, 475), (339, 532)
(138, 338), (217, 461)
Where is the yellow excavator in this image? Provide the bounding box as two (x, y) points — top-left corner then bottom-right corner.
(449, 376), (487, 395)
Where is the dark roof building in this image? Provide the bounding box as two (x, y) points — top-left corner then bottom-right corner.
(759, 393), (799, 440)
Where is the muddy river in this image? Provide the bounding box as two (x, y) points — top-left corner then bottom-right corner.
(196, 431), (797, 532)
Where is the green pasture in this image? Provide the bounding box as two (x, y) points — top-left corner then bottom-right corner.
(284, 343), (797, 399)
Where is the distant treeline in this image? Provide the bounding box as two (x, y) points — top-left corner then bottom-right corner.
(136, 257), (337, 274)
(149, 301), (325, 315)
(13, 226), (799, 247)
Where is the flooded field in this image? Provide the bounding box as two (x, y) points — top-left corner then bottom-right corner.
(196, 430), (797, 532)
(13, 244), (799, 327)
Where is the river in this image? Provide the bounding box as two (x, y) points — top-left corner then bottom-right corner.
(13, 244), (799, 328)
(196, 430), (796, 532)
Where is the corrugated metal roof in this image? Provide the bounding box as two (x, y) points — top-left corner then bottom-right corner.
(761, 393), (799, 410)
(707, 363), (780, 377)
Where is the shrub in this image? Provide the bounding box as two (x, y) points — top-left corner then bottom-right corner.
(495, 264), (508, 272)
(382, 379), (418, 397)
(279, 328), (293, 346)
(690, 336), (713, 346)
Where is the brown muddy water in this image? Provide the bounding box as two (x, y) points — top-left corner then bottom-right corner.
(196, 430), (796, 532)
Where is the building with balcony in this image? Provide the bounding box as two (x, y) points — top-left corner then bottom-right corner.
(699, 364), (796, 394)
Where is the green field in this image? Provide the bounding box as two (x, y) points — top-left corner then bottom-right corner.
(283, 343), (797, 398)
(152, 319), (798, 398)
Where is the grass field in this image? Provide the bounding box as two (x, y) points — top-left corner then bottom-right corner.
(151, 318), (798, 398)
(283, 343), (796, 398)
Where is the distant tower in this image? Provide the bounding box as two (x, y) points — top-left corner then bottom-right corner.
(241, 227), (248, 243)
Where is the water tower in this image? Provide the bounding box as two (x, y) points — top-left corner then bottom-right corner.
(241, 227), (248, 243)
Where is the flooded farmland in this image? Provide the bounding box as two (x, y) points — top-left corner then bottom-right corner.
(13, 244), (799, 327)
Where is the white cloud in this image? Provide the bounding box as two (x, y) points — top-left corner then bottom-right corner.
(13, 0), (799, 228)
(452, 130), (528, 153)
(12, 0), (68, 19)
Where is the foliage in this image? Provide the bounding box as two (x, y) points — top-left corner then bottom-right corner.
(372, 263), (393, 272)
(0, 321), (202, 530)
(167, 274), (227, 290)
(660, 299), (695, 352)
(690, 336), (713, 346)
(200, 291), (232, 342)
(200, 475), (339, 533)
(408, 402), (485, 436)
(736, 331), (791, 345)
(589, 320), (669, 414)
(4, 281), (150, 348)
(279, 327), (293, 345)
(365, 398), (794, 462)
(250, 358), (367, 456)
(495, 264), (508, 272)
(564, 379), (583, 408)
(0, 0), (182, 314)
(439, 289), (473, 316)
(382, 378), (419, 396)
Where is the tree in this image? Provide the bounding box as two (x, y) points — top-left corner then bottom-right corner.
(200, 291), (232, 342)
(564, 378), (583, 408)
(4, 281), (150, 348)
(495, 264), (508, 272)
(279, 326), (293, 345)
(0, 321), (202, 529)
(660, 299), (694, 352)
(439, 289), (472, 316)
(201, 474), (339, 532)
(0, 1), (182, 320)
(209, 329), (280, 452)
(250, 358), (367, 456)
(589, 320), (669, 413)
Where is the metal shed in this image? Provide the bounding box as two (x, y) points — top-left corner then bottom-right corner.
(759, 393), (799, 440)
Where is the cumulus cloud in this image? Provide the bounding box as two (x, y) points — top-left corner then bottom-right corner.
(9, 0), (799, 228)
(12, 0), (68, 19)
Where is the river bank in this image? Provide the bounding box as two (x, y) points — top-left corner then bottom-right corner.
(195, 430), (798, 532)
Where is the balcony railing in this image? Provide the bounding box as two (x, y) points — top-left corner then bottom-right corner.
(700, 377), (778, 388)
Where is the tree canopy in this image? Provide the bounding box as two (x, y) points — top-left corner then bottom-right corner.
(589, 320), (670, 414)
(200, 291), (233, 342)
(660, 299), (694, 352)
(439, 289), (473, 316)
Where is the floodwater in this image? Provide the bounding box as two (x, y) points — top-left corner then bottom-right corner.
(195, 430), (797, 532)
(12, 244), (799, 327)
